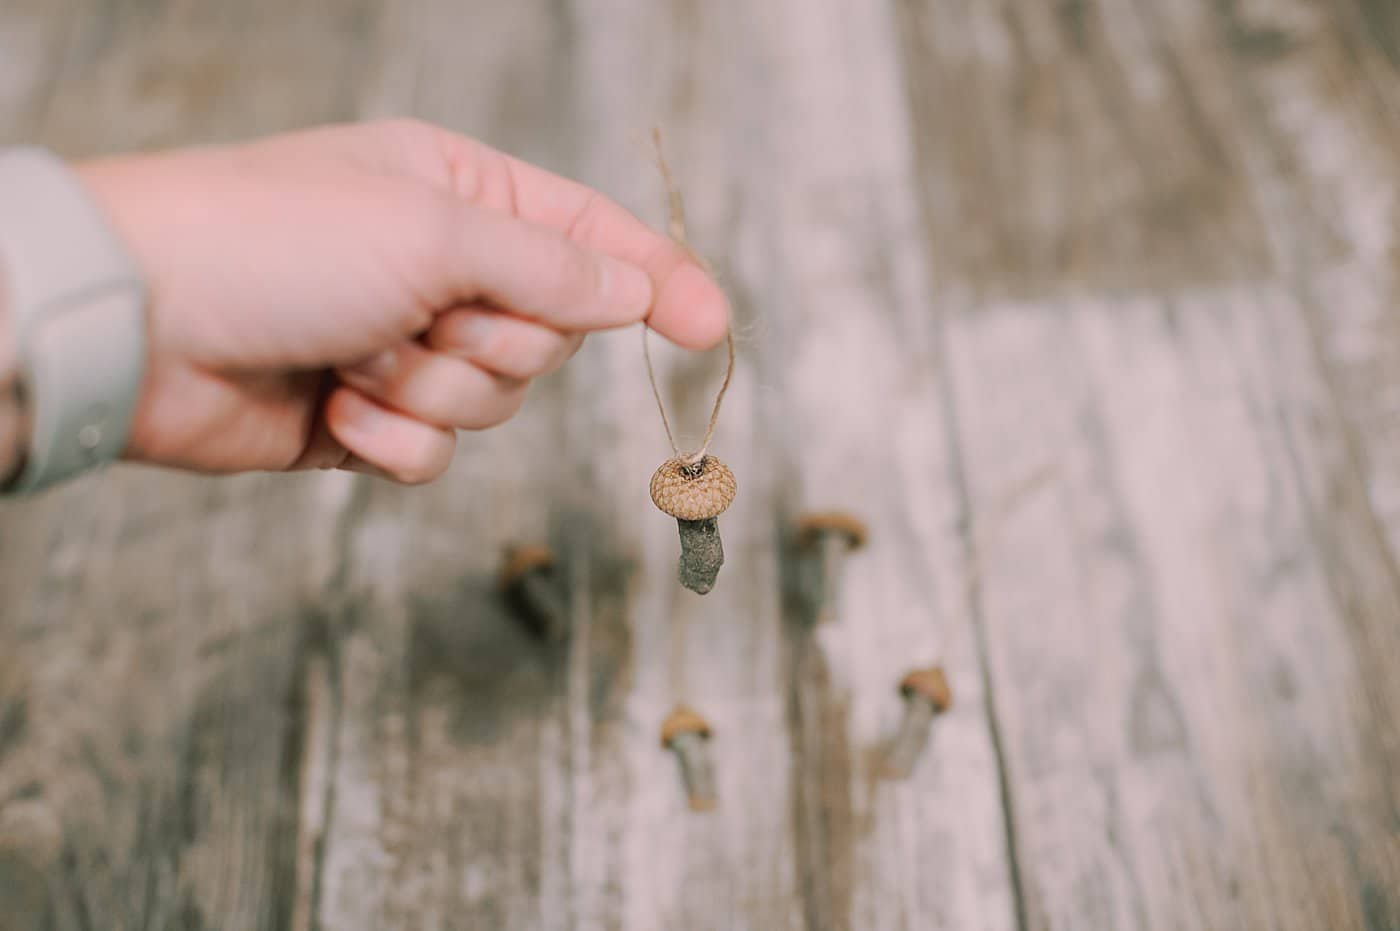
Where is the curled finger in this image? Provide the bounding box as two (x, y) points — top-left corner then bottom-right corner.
(425, 307), (583, 379)
(324, 386), (456, 485)
(337, 341), (529, 431)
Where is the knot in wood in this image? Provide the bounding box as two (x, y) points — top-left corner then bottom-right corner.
(650, 456), (737, 521)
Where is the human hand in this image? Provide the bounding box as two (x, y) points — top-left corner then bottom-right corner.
(74, 120), (729, 483)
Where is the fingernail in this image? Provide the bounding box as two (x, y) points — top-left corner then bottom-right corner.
(345, 349), (397, 381)
(600, 256), (653, 318)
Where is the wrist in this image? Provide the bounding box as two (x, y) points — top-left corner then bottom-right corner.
(0, 272), (29, 487)
(0, 148), (147, 495)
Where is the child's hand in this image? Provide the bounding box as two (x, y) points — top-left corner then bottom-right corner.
(76, 120), (729, 483)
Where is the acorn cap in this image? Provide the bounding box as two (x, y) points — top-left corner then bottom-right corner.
(500, 545), (555, 588)
(650, 456), (737, 522)
(660, 705), (712, 746)
(796, 512), (869, 549)
(900, 667), (952, 713)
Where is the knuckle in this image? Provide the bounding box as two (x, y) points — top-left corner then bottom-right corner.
(469, 316), (508, 361)
(547, 334), (586, 373)
(393, 434), (451, 485)
(410, 395), (454, 431)
(500, 328), (558, 379)
(460, 381), (528, 430)
(404, 382), (464, 432)
(534, 344), (570, 377)
(494, 387), (529, 425)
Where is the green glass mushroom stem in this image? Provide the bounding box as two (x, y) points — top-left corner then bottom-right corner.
(676, 517), (725, 595)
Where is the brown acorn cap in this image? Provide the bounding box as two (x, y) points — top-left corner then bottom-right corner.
(796, 512), (869, 550)
(650, 456), (737, 522)
(899, 667), (952, 713)
(659, 705), (712, 747)
(500, 545), (555, 589)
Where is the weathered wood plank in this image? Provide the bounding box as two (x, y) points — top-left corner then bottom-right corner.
(895, 0), (1400, 927)
(313, 2), (639, 925)
(733, 3), (1018, 929)
(314, 0), (1014, 929)
(0, 1), (381, 929)
(6, 0), (1400, 928)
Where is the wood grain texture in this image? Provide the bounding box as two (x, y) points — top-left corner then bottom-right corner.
(314, 0), (1013, 928)
(894, 0), (1400, 928)
(0, 2), (379, 929)
(3, 0), (1400, 928)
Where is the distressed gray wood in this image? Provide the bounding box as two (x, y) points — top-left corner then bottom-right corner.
(895, 1), (1400, 929)
(0, 2), (379, 930)
(3, 0), (1400, 929)
(314, 2), (1013, 929)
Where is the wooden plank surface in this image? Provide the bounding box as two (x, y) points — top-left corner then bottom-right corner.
(895, 1), (1400, 929)
(0, 2), (379, 930)
(315, 1), (1013, 928)
(1, 0), (1399, 929)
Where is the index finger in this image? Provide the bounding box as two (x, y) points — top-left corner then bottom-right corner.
(436, 132), (730, 351)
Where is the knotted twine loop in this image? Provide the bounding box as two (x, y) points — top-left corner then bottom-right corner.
(643, 127), (736, 470)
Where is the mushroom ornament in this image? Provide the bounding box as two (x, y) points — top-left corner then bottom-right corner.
(650, 454), (737, 595)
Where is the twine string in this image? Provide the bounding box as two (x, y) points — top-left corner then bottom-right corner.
(644, 127), (736, 466)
